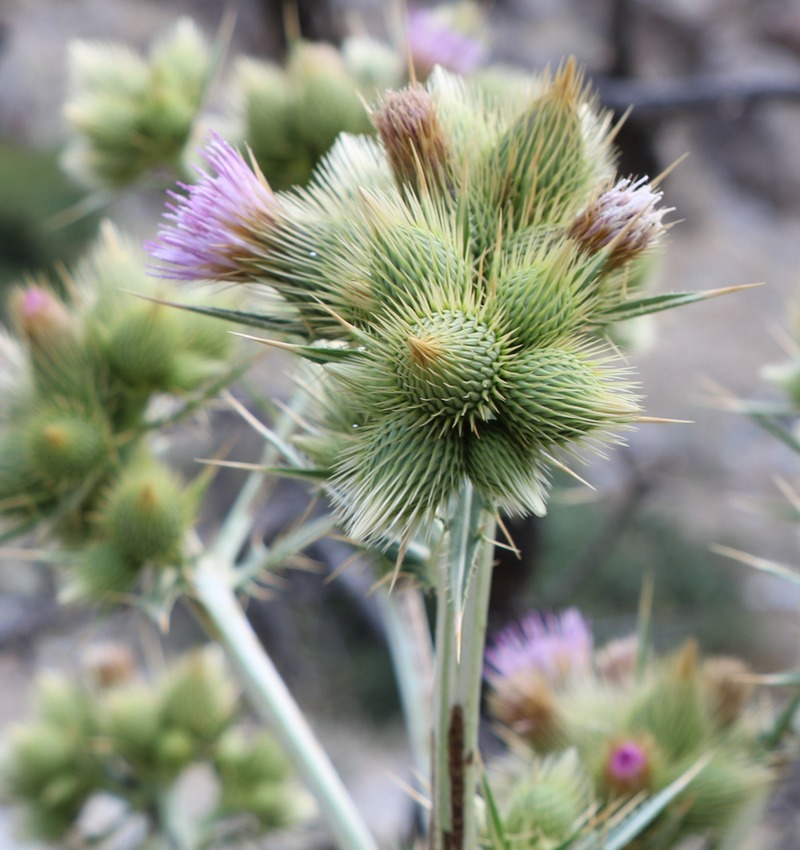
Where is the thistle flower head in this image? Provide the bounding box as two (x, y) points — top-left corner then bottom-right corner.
(485, 608), (592, 687)
(146, 131), (279, 281)
(149, 63), (685, 543)
(570, 177), (668, 268)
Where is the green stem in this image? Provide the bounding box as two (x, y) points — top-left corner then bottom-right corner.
(378, 584), (434, 810)
(192, 560), (378, 850)
(430, 482), (496, 850)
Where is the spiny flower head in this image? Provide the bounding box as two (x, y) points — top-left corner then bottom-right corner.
(148, 61), (673, 544)
(146, 131), (279, 281)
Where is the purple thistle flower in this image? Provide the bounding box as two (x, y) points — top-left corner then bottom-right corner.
(605, 738), (651, 793)
(405, 7), (486, 79)
(570, 177), (668, 268)
(484, 608), (592, 686)
(146, 131), (279, 282)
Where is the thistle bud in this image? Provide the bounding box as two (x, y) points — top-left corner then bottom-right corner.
(9, 286), (72, 350)
(81, 643), (137, 689)
(602, 737), (654, 795)
(702, 656), (755, 728)
(372, 86), (453, 194)
(677, 753), (772, 835)
(100, 683), (163, 769)
(570, 177), (667, 269)
(73, 541), (142, 600)
(159, 649), (237, 744)
(486, 670), (561, 749)
(341, 37), (402, 96)
(502, 751), (592, 842)
(595, 634), (639, 686)
(62, 19), (209, 188)
(288, 42), (370, 157)
(234, 58), (301, 190)
(26, 406), (109, 485)
(106, 303), (181, 390)
(100, 464), (190, 566)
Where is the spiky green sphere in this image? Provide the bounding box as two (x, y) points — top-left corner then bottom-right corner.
(106, 304), (181, 390)
(101, 465), (189, 565)
(26, 408), (109, 484)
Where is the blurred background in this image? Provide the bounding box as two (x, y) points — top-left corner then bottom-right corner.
(3, 0), (800, 846)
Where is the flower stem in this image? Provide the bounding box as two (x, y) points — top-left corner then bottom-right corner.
(192, 560), (379, 850)
(429, 482), (496, 850)
(378, 583), (434, 812)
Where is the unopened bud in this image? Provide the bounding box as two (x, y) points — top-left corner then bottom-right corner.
(10, 287), (72, 350)
(82, 643), (137, 688)
(604, 738), (652, 794)
(372, 86), (452, 194)
(702, 656), (754, 727)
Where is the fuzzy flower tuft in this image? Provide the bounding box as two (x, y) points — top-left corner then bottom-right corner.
(605, 739), (652, 794)
(485, 608), (592, 686)
(146, 132), (280, 281)
(570, 177), (668, 268)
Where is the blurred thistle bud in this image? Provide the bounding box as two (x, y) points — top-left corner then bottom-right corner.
(629, 642), (712, 763)
(62, 18), (210, 188)
(602, 737), (654, 795)
(233, 58), (305, 190)
(486, 670), (561, 749)
(341, 37), (403, 97)
(81, 643), (137, 689)
(105, 301), (182, 390)
(146, 131), (280, 282)
(25, 404), (110, 486)
(501, 751), (592, 843)
(160, 649), (238, 745)
(701, 656), (755, 728)
(570, 177), (668, 269)
(287, 42), (371, 158)
(9, 286), (72, 350)
(73, 541), (143, 601)
(372, 85), (453, 194)
(595, 634), (639, 686)
(405, 4), (487, 79)
(99, 462), (191, 566)
(485, 610), (591, 747)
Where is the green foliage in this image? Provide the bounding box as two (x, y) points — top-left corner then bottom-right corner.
(2, 650), (300, 845)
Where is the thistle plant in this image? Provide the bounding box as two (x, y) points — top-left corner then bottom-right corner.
(2, 646), (305, 847)
(140, 54), (753, 850)
(0, 8), (774, 850)
(483, 610), (774, 848)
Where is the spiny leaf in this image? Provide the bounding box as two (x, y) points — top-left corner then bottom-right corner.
(595, 284), (762, 323)
(711, 544), (800, 587)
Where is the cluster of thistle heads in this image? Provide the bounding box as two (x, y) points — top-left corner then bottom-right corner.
(148, 59), (667, 546)
(483, 610), (773, 848)
(2, 646), (300, 844)
(62, 5), (487, 193)
(0, 224), (238, 601)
